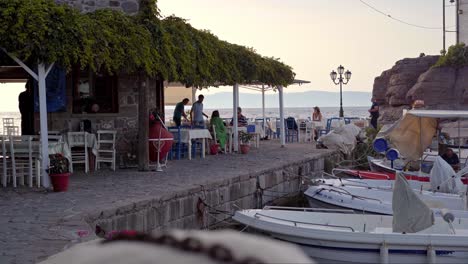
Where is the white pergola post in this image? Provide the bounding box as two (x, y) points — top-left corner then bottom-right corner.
(38, 64), (51, 188)
(233, 84), (239, 152)
(278, 85), (285, 147)
(262, 85), (266, 134)
(2, 48), (53, 188)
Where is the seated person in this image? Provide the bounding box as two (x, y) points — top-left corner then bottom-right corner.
(230, 107), (248, 127)
(210, 110), (227, 152)
(441, 148), (460, 170)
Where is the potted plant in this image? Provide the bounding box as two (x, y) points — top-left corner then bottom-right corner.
(48, 154), (71, 192)
(239, 131), (254, 154)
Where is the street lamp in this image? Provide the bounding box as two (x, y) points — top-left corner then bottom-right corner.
(330, 65), (351, 118)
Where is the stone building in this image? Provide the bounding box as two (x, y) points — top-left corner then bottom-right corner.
(55, 0), (141, 14)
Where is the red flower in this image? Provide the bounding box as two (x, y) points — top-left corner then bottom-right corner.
(149, 114), (155, 121)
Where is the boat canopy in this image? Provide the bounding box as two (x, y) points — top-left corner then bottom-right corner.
(385, 110), (468, 160)
(406, 110), (468, 119)
(392, 172), (434, 233)
(388, 114), (437, 160)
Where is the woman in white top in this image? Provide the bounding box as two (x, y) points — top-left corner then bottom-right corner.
(312, 106), (322, 122)
(312, 106), (323, 140)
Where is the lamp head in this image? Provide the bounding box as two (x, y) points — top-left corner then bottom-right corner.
(344, 70), (352, 81)
(330, 70), (337, 81)
(337, 65), (345, 75)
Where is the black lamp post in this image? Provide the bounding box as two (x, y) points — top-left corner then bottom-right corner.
(330, 65), (352, 118)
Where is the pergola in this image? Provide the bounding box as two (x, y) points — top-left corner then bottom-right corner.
(1, 48), (53, 188)
(0, 1), (298, 185)
(186, 79), (310, 151)
(232, 80), (311, 150)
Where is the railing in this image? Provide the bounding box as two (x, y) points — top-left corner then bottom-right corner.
(254, 212), (355, 232)
(263, 206), (355, 214)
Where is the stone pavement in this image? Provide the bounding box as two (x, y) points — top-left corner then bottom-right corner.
(0, 140), (335, 264)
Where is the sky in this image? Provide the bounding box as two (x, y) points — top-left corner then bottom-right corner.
(0, 0), (458, 111)
(158, 0), (457, 94)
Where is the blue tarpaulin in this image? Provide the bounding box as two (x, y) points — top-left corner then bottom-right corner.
(33, 65), (67, 112)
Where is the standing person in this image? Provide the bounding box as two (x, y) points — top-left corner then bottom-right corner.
(173, 98), (190, 127)
(210, 110), (227, 152)
(190, 94), (208, 127)
(368, 97), (379, 129)
(18, 81), (35, 135)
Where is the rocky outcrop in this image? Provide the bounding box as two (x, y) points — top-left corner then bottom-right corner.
(372, 55), (468, 123)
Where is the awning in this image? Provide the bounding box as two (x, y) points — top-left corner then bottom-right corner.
(164, 82), (193, 106)
(407, 110), (468, 119)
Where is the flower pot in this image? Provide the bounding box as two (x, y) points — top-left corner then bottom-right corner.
(210, 144), (220, 155)
(240, 144), (250, 154)
(50, 172), (71, 192)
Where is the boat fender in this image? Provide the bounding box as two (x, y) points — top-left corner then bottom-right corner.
(373, 138), (388, 153)
(441, 209), (455, 224)
(385, 148), (399, 161)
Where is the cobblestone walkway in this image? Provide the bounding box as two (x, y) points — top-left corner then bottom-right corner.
(0, 141), (334, 264)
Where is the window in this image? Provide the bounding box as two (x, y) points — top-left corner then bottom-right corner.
(72, 68), (118, 113)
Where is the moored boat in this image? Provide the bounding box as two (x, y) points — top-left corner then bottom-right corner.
(304, 178), (468, 217)
(233, 207), (468, 263)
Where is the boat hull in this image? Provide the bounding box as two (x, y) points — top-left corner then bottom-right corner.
(233, 209), (468, 264)
(304, 179), (468, 217)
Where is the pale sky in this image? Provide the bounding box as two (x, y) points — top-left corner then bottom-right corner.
(0, 0), (457, 111)
(159, 0), (457, 94)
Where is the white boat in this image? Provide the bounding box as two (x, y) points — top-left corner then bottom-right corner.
(234, 172), (468, 263)
(233, 207), (468, 263)
(305, 157), (468, 217)
(304, 178), (468, 218)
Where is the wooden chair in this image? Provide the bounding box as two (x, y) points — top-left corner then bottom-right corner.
(95, 130), (117, 171)
(67, 132), (88, 173)
(9, 136), (41, 187)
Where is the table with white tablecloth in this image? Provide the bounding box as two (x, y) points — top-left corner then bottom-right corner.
(178, 129), (212, 160)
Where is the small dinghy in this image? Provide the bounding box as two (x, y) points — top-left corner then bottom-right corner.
(305, 157), (468, 217)
(304, 178), (468, 217)
(234, 174), (468, 263)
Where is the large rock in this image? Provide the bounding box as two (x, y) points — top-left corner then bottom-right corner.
(373, 56), (439, 108)
(372, 56), (468, 123)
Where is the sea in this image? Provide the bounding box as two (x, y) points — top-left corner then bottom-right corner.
(0, 106), (370, 133)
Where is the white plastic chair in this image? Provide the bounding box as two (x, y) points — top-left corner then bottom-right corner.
(5, 126), (19, 136)
(3, 118), (14, 135)
(67, 132), (88, 173)
(0, 136), (11, 187)
(95, 130), (116, 171)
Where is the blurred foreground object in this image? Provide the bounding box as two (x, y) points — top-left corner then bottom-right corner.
(39, 230), (313, 264)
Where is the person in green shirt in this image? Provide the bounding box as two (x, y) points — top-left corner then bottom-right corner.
(173, 98), (190, 127)
(210, 110), (227, 152)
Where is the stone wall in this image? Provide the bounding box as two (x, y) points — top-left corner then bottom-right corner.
(45, 74), (160, 168)
(87, 155), (332, 232)
(55, 0), (141, 14)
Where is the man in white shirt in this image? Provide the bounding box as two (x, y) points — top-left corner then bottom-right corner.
(190, 94), (208, 127)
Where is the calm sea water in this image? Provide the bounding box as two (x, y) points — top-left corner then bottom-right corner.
(0, 107), (370, 134)
(201, 106), (370, 120)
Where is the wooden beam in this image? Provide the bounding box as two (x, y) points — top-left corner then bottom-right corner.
(138, 73), (150, 171)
